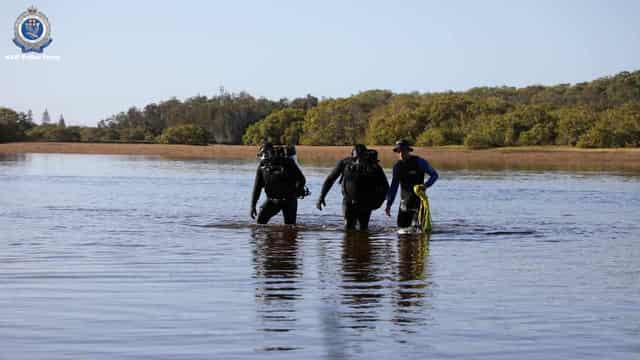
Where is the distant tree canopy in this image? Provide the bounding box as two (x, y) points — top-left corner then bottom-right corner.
(0, 107), (35, 143)
(297, 90), (393, 146)
(158, 124), (209, 146)
(2, 70), (639, 147)
(242, 108), (306, 145)
(97, 91), (286, 144)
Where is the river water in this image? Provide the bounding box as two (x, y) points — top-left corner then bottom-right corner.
(1, 153), (639, 359)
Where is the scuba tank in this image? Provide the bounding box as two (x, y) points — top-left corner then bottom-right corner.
(257, 144), (310, 199)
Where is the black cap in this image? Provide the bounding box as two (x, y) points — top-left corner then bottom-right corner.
(393, 139), (413, 152)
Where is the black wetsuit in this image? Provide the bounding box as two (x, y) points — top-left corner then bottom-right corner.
(387, 155), (438, 228)
(319, 157), (389, 230)
(251, 157), (306, 225)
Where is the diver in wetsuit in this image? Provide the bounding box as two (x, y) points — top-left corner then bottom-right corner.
(385, 139), (438, 228)
(251, 143), (306, 225)
(317, 144), (389, 230)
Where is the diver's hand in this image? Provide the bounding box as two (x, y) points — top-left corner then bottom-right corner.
(316, 198), (326, 211)
(385, 206), (391, 217)
(250, 207), (257, 219)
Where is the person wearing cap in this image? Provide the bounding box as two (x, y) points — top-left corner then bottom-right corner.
(251, 142), (306, 225)
(385, 139), (439, 228)
(317, 144), (389, 230)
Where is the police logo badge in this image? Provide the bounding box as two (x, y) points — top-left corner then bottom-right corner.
(13, 6), (53, 53)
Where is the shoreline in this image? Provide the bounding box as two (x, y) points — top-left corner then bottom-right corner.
(1, 142), (639, 172)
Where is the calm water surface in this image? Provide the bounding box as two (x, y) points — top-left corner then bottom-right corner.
(1, 154), (639, 359)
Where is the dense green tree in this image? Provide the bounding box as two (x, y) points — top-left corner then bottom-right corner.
(578, 103), (640, 148)
(554, 106), (597, 146)
(158, 124), (209, 145)
(289, 94), (319, 111)
(242, 108), (305, 145)
(301, 90), (392, 145)
(26, 124), (81, 142)
(365, 94), (425, 144)
(0, 108), (20, 142)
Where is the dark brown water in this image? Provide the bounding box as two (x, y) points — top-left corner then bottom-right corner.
(1, 154), (639, 359)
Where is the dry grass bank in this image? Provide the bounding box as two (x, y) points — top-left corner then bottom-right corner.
(1, 142), (639, 172)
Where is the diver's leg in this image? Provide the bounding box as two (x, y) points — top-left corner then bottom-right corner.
(343, 200), (357, 230)
(397, 194), (419, 228)
(282, 198), (298, 225)
(358, 208), (372, 231)
(397, 209), (416, 228)
(257, 200), (280, 224)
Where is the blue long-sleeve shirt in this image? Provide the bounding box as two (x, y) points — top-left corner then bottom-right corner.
(386, 157), (438, 208)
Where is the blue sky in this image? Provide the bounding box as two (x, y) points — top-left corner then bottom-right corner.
(1, 0), (639, 125)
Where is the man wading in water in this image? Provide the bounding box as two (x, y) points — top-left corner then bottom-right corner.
(251, 143), (307, 225)
(316, 144), (389, 231)
(385, 139), (438, 228)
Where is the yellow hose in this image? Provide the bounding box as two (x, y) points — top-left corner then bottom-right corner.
(413, 184), (432, 233)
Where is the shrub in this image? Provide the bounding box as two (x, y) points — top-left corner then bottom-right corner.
(416, 128), (446, 146)
(242, 108), (305, 145)
(577, 104), (640, 148)
(158, 124), (209, 145)
(26, 125), (81, 142)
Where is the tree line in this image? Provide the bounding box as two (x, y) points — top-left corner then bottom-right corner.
(2, 70), (639, 148)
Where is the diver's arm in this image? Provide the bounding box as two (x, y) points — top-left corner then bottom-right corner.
(377, 164), (390, 189)
(418, 158), (439, 188)
(251, 166), (264, 209)
(319, 159), (345, 201)
(290, 159), (306, 191)
(385, 163), (400, 209)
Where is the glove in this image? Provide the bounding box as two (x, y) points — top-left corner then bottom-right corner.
(316, 198), (326, 211)
(384, 206), (391, 217)
(250, 207), (257, 219)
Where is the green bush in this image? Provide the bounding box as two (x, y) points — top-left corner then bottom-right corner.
(119, 127), (149, 142)
(416, 128), (446, 146)
(464, 131), (492, 149)
(159, 124), (209, 145)
(577, 104), (640, 148)
(242, 108), (305, 145)
(554, 106), (597, 146)
(365, 95), (426, 145)
(0, 108), (20, 142)
(26, 125), (81, 142)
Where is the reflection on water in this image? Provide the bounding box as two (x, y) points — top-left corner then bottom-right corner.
(250, 226), (434, 354)
(394, 234), (431, 329)
(0, 152), (26, 163)
(252, 227), (302, 336)
(340, 231), (389, 328)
